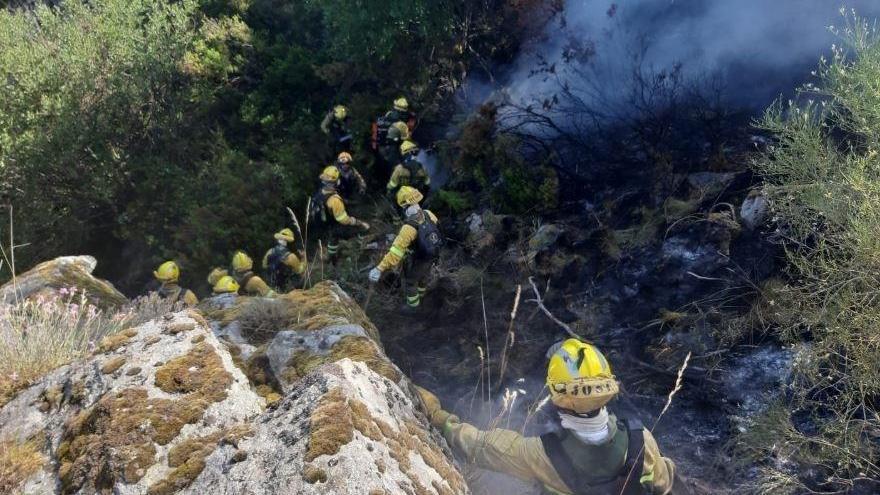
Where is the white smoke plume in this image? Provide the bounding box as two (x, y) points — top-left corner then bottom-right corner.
(498, 0), (880, 110)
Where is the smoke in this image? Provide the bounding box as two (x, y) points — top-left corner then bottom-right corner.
(417, 149), (450, 189)
(500, 0), (880, 110)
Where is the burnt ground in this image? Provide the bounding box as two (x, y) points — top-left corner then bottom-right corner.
(339, 161), (788, 494)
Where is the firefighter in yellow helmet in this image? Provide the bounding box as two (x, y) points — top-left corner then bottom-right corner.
(231, 251), (275, 297)
(310, 166), (370, 264)
(211, 275), (240, 295)
(369, 186), (442, 309)
(262, 228), (305, 292)
(152, 261), (198, 307)
(332, 152), (367, 199)
(320, 104), (352, 153)
(386, 140), (430, 197)
(415, 339), (678, 495)
(372, 97), (417, 176)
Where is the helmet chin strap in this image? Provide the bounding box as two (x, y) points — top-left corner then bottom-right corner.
(558, 407), (611, 445)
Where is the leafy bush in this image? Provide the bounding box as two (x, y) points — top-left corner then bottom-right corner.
(742, 14), (880, 493)
(0, 0), (205, 263)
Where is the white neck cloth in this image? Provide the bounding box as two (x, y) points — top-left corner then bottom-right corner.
(558, 407), (611, 445)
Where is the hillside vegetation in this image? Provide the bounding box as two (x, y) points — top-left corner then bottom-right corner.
(0, 0), (541, 291)
(744, 16), (880, 494)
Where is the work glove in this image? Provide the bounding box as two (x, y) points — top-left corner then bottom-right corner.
(415, 385), (458, 429)
(357, 219), (371, 231)
(368, 267), (382, 283)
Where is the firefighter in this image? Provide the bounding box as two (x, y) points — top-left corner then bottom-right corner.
(262, 228), (306, 292)
(386, 140), (430, 197)
(416, 339), (679, 495)
(231, 251), (275, 297)
(369, 186), (442, 309)
(309, 166), (370, 264)
(320, 104), (353, 154)
(333, 152), (367, 199)
(372, 97), (416, 176)
(152, 261), (198, 307)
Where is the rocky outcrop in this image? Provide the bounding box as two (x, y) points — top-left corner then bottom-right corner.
(0, 255), (127, 309)
(0, 279), (468, 494)
(191, 359), (466, 495)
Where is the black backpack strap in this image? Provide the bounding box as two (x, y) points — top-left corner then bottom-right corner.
(617, 419), (648, 495)
(540, 432), (591, 495)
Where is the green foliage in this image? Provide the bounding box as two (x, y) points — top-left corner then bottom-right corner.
(304, 0), (455, 63)
(0, 0), (549, 293)
(452, 105), (559, 214)
(743, 14), (880, 493)
(432, 189), (474, 215)
(0, 0), (203, 254)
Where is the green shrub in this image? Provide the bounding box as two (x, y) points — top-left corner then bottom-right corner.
(742, 14), (880, 493)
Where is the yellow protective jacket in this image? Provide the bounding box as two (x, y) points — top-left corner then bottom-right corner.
(325, 190), (358, 226)
(386, 160), (431, 192)
(377, 210), (438, 271)
(262, 247), (306, 275)
(233, 271), (275, 297)
(157, 283), (199, 307)
(442, 414), (675, 495)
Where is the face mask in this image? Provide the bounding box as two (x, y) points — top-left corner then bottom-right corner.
(558, 407), (611, 445)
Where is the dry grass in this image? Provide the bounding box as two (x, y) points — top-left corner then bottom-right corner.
(0, 437), (45, 493)
(0, 291), (123, 407)
(0, 291), (180, 407)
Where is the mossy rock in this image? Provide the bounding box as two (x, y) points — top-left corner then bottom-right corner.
(284, 335), (401, 384)
(147, 425), (253, 495)
(204, 281), (380, 345)
(305, 384), (466, 494)
(0, 256), (126, 310)
(58, 343), (234, 493)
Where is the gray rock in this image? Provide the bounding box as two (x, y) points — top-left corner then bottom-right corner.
(686, 172), (738, 196)
(740, 190), (769, 231)
(187, 359), (467, 495)
(0, 255), (126, 309)
(0, 312), (263, 494)
(1, 281), (468, 495)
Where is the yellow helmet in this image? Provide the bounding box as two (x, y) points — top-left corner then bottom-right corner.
(153, 261), (180, 282)
(400, 140), (419, 156)
(213, 275), (240, 294)
(396, 186), (424, 207)
(320, 165), (340, 182)
(274, 228), (295, 242)
(336, 152), (352, 164)
(546, 339), (619, 414)
(232, 251), (253, 272)
(333, 105), (348, 120)
(393, 97), (409, 111)
(207, 267), (228, 286)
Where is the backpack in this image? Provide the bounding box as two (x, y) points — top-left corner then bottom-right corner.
(266, 245), (291, 289)
(375, 114), (394, 145)
(157, 284), (184, 303)
(232, 271), (255, 295)
(540, 419), (649, 495)
(406, 212), (444, 259)
(308, 190), (332, 226)
(402, 158), (426, 187)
